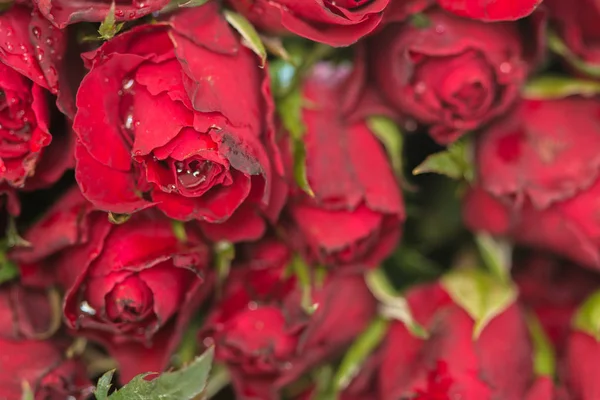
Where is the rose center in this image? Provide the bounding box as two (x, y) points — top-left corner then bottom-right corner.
(175, 159), (214, 189)
(325, 0), (372, 9)
(0, 89), (33, 140)
(453, 81), (486, 110)
(105, 275), (154, 323)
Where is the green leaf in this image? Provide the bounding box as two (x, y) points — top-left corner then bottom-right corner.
(523, 75), (600, 99)
(223, 10), (267, 67)
(6, 217), (31, 248)
(441, 268), (518, 339)
(106, 347), (214, 399)
(171, 221), (187, 242)
(0, 257), (19, 284)
(474, 232), (512, 284)
(98, 2), (124, 41)
(276, 86), (314, 196)
(290, 255), (317, 314)
(21, 381), (34, 400)
(573, 290), (600, 341)
(204, 364), (231, 399)
(178, 0), (210, 7)
(333, 317), (388, 392)
(410, 13), (431, 29)
(365, 269), (429, 338)
(527, 314), (556, 378)
(413, 139), (474, 182)
(367, 116), (405, 181)
(95, 370), (115, 400)
(215, 241), (235, 293)
(548, 31), (600, 78)
(108, 212), (131, 225)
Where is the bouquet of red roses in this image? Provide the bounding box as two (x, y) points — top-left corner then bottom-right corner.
(2, 0), (600, 399)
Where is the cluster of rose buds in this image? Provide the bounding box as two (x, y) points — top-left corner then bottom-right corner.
(2, 0), (600, 399)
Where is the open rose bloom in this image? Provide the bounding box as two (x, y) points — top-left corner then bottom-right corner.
(7, 0), (600, 398)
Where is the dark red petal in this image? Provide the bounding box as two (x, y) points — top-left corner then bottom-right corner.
(75, 141), (151, 214)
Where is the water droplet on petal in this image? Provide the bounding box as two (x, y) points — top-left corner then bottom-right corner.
(124, 114), (134, 130)
(80, 301), (97, 316)
(122, 78), (134, 91)
(248, 301), (258, 310)
(31, 27), (41, 38)
(414, 81), (427, 95)
(500, 62), (512, 74)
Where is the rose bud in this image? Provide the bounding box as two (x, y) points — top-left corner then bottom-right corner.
(437, 0), (543, 21)
(0, 284), (93, 399)
(225, 0), (390, 47)
(282, 64), (404, 269)
(10, 187), (213, 382)
(463, 98), (600, 269)
(0, 4), (74, 195)
(32, 0), (169, 28)
(379, 278), (534, 400)
(564, 291), (600, 399)
(201, 239), (377, 400)
(370, 8), (544, 144)
(545, 0), (600, 72)
(73, 2), (285, 242)
(514, 253), (600, 355)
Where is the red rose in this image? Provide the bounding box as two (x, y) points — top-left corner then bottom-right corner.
(0, 5), (74, 194)
(73, 2), (284, 241)
(514, 254), (600, 354)
(283, 65), (404, 269)
(33, 0), (169, 28)
(545, 0), (600, 68)
(370, 9), (544, 144)
(437, 0), (543, 21)
(463, 98), (600, 269)
(11, 187), (213, 382)
(0, 284), (92, 399)
(378, 282), (534, 400)
(226, 0), (390, 47)
(201, 239), (377, 400)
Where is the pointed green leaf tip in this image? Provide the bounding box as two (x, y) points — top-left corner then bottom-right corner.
(475, 232), (512, 284)
(367, 116), (405, 183)
(98, 2), (125, 41)
(527, 314), (556, 378)
(573, 290), (600, 341)
(523, 75), (600, 99)
(333, 316), (389, 392)
(96, 347), (214, 400)
(413, 139), (475, 182)
(365, 268), (429, 339)
(441, 268), (517, 339)
(21, 381), (34, 400)
(223, 10), (267, 67)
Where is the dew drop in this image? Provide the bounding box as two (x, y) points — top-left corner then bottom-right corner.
(122, 78), (134, 91)
(45, 37), (54, 46)
(124, 114), (134, 130)
(414, 81), (427, 95)
(248, 301), (258, 310)
(203, 337), (214, 347)
(5, 43), (13, 51)
(79, 301), (97, 316)
(435, 24), (445, 34)
(31, 26), (41, 38)
(499, 62), (512, 74)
